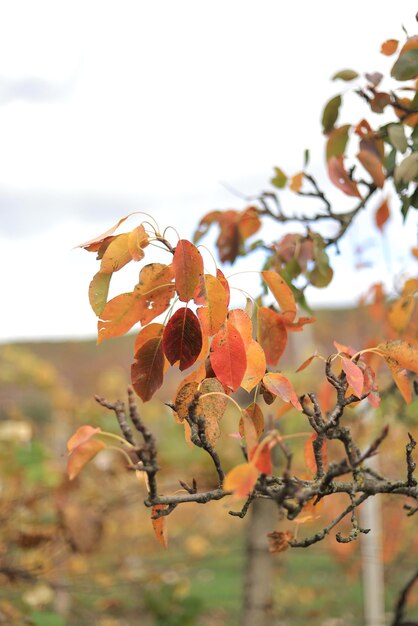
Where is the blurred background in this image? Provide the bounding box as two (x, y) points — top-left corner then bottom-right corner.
(1, 2), (418, 625)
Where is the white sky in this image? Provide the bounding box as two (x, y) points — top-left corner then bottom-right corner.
(1, 1), (417, 342)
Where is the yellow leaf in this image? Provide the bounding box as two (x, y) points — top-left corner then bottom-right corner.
(224, 463), (259, 498)
(290, 172), (304, 192)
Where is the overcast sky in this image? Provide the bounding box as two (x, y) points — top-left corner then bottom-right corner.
(1, 1), (417, 342)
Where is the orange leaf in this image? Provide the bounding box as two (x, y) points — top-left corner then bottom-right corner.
(134, 323), (165, 355)
(162, 307), (202, 371)
(381, 39), (399, 56)
(377, 340), (418, 374)
(210, 322), (247, 391)
(357, 150), (385, 188)
(295, 352), (319, 373)
(262, 372), (302, 410)
(173, 381), (199, 422)
(333, 341), (356, 357)
(98, 292), (144, 343)
(257, 307), (287, 366)
(228, 309), (253, 347)
(389, 367), (412, 404)
(224, 462), (259, 498)
(239, 403), (265, 440)
(67, 425), (102, 452)
(340, 357), (364, 397)
(100, 233), (132, 273)
(328, 156), (362, 198)
(198, 378), (228, 447)
(375, 199), (390, 231)
(151, 505), (168, 548)
(267, 530), (294, 553)
(67, 426), (105, 481)
(290, 172), (304, 192)
(238, 206), (262, 239)
(250, 440), (273, 475)
(77, 213), (136, 250)
(388, 296), (415, 333)
(285, 316), (316, 332)
(173, 239), (204, 302)
(128, 224), (149, 261)
(194, 274), (229, 336)
(412, 247), (418, 260)
(241, 340), (266, 392)
(216, 269), (231, 306)
(262, 271), (296, 322)
(131, 337), (165, 402)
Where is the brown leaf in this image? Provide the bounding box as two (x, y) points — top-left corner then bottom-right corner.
(163, 307), (203, 371)
(173, 381), (199, 422)
(77, 214), (135, 249)
(381, 39), (399, 56)
(239, 403), (265, 440)
(131, 337), (165, 402)
(357, 150), (385, 188)
(267, 530), (294, 554)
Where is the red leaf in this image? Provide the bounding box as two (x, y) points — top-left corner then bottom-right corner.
(257, 307), (287, 366)
(173, 239), (204, 302)
(210, 321), (247, 391)
(295, 352), (319, 373)
(262, 373), (302, 410)
(238, 206), (261, 239)
(131, 337), (165, 402)
(328, 156), (362, 198)
(250, 440), (273, 475)
(151, 505), (168, 548)
(341, 357), (364, 397)
(163, 308), (203, 371)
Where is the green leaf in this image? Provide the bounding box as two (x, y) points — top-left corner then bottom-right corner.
(322, 95), (342, 134)
(391, 49), (418, 81)
(304, 149), (310, 167)
(387, 124), (408, 153)
(326, 125), (350, 161)
(271, 167), (287, 189)
(331, 69), (359, 82)
(308, 264), (334, 288)
(411, 125), (418, 151)
(385, 147), (397, 173)
(410, 187), (418, 208)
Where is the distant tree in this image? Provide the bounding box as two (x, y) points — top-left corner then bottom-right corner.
(69, 22), (418, 626)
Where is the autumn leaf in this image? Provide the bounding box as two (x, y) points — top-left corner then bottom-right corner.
(267, 530), (294, 554)
(262, 372), (302, 410)
(239, 403), (265, 440)
(199, 378), (228, 446)
(134, 323), (165, 355)
(250, 440), (273, 475)
(194, 274), (229, 336)
(377, 340), (418, 374)
(241, 340), (266, 392)
(381, 39), (398, 56)
(210, 321), (247, 391)
(387, 297), (415, 334)
(326, 125), (350, 161)
(328, 156), (362, 198)
(262, 271), (296, 322)
(89, 272), (111, 316)
(388, 366), (412, 404)
(290, 172), (304, 192)
(357, 150), (385, 188)
(162, 307), (203, 371)
(151, 505), (168, 548)
(228, 309), (253, 347)
(173, 381), (199, 422)
(223, 462), (259, 498)
(295, 352), (319, 373)
(97, 292), (145, 343)
(77, 213), (136, 250)
(375, 199), (390, 231)
(100, 233), (133, 273)
(173, 239), (204, 302)
(67, 426), (105, 481)
(216, 268), (231, 306)
(340, 357), (364, 397)
(238, 206), (261, 239)
(257, 307), (287, 366)
(131, 337), (165, 401)
(128, 224), (149, 261)
(333, 341), (356, 357)
(322, 95), (342, 133)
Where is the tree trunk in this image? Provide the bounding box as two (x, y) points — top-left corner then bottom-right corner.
(242, 498), (275, 626)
